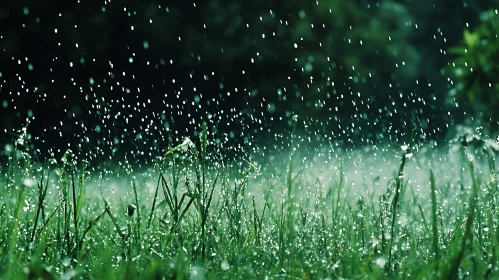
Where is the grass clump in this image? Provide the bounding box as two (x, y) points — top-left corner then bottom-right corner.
(0, 124), (499, 279)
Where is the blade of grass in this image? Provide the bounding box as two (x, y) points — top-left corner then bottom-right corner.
(36, 205), (60, 239)
(131, 179), (141, 237)
(429, 169), (440, 270)
(177, 193), (195, 226)
(75, 161), (88, 229)
(75, 206), (108, 257)
(7, 171), (29, 274)
(417, 204), (430, 236)
(160, 172), (175, 216)
(333, 159), (344, 222)
(147, 175), (161, 230)
(442, 161), (478, 279)
(30, 173), (49, 244)
(103, 198), (125, 239)
(387, 129), (416, 272)
(71, 166), (79, 250)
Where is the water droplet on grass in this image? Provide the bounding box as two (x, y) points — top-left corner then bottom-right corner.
(221, 260), (230, 270)
(190, 265), (206, 280)
(23, 178), (35, 187)
(374, 257), (386, 268)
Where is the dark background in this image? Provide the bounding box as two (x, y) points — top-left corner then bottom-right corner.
(0, 0), (497, 164)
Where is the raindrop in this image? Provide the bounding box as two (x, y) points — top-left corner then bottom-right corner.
(221, 260), (230, 271)
(23, 178), (35, 187)
(374, 257), (387, 268)
(190, 265), (206, 280)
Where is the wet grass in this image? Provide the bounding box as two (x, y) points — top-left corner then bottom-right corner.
(1, 126), (499, 279)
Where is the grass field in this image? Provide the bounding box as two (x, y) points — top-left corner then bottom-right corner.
(1, 125), (499, 279)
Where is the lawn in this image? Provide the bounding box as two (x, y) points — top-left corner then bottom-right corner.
(1, 124), (498, 279)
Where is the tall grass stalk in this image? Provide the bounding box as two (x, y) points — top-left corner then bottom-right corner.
(387, 129), (416, 272)
(189, 122), (217, 259)
(443, 161), (478, 279)
(429, 169), (440, 271)
(131, 179), (141, 239)
(30, 173), (49, 244)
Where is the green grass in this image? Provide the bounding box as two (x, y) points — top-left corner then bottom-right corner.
(1, 126), (499, 279)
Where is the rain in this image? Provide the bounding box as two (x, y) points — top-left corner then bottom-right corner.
(1, 0), (499, 278)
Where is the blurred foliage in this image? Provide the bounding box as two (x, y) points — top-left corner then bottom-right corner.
(173, 0), (421, 120)
(444, 10), (499, 131)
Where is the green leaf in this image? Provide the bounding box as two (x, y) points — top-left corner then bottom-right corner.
(464, 29), (479, 48)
